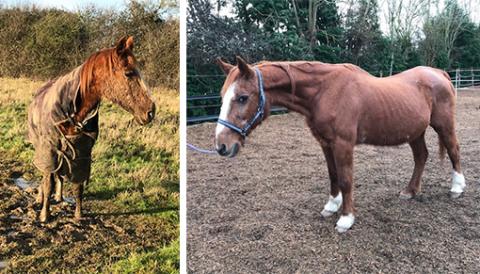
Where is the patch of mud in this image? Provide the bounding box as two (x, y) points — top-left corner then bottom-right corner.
(13, 178), (36, 192)
(187, 89), (480, 273)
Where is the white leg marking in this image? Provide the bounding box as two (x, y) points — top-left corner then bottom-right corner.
(450, 170), (466, 194)
(321, 193), (342, 217)
(215, 82), (236, 139)
(335, 213), (355, 233)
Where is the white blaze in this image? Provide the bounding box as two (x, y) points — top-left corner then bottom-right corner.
(139, 76), (151, 96)
(215, 82), (236, 138)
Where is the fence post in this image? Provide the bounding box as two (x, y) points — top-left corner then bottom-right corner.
(471, 67), (474, 87)
(455, 68), (459, 90)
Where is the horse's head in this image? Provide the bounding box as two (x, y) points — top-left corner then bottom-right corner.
(215, 56), (267, 157)
(89, 36), (155, 125)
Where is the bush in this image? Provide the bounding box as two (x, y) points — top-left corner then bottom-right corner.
(27, 11), (88, 78)
(0, 1), (179, 89)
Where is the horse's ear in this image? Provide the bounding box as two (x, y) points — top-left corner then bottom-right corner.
(216, 58), (234, 75)
(125, 36), (134, 50)
(236, 56), (254, 78)
(115, 36), (134, 55)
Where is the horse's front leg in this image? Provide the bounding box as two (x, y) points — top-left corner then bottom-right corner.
(320, 144), (342, 217)
(54, 174), (63, 203)
(36, 184), (43, 204)
(73, 182), (84, 220)
(39, 173), (54, 222)
(332, 138), (355, 233)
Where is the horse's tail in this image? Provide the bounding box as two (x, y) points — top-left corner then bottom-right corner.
(440, 70), (451, 81)
(438, 136), (447, 165)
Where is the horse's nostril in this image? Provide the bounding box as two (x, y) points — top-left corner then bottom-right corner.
(147, 110), (154, 120)
(146, 103), (156, 121)
(217, 144), (227, 156)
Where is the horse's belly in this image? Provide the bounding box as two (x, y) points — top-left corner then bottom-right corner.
(357, 110), (430, 146)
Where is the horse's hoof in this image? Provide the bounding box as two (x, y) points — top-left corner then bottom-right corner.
(321, 209), (335, 217)
(335, 213), (354, 233)
(74, 211), (83, 221)
(39, 212), (49, 223)
(399, 190), (414, 200)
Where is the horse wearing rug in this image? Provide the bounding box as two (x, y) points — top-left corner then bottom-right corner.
(28, 36), (155, 222)
(215, 57), (466, 233)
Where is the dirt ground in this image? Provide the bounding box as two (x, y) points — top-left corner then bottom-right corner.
(0, 158), (177, 273)
(187, 89), (480, 273)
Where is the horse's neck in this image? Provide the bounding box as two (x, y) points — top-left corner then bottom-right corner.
(75, 88), (101, 123)
(262, 62), (331, 116)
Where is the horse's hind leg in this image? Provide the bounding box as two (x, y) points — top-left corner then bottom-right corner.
(400, 132), (428, 199)
(53, 174), (63, 203)
(39, 173), (54, 222)
(433, 124), (465, 197)
(320, 144), (342, 217)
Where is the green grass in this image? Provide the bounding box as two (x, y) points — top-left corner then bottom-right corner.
(110, 239), (180, 274)
(0, 77), (179, 273)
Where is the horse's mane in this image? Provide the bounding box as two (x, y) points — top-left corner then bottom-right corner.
(255, 60), (370, 76)
(80, 48), (116, 99)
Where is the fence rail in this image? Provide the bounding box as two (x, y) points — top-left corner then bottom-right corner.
(187, 68), (480, 124)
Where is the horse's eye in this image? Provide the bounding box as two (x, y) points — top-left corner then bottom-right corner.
(125, 70), (136, 78)
(238, 95), (249, 104)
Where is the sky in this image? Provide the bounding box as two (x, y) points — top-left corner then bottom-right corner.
(2, 0), (478, 31)
(0, 0), (128, 11)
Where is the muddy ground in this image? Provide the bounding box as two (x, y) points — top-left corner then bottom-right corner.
(0, 158), (177, 273)
(187, 89), (480, 273)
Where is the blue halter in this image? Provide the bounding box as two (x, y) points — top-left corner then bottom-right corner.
(217, 67), (266, 138)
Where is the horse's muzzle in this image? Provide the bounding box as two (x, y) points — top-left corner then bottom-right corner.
(216, 143), (239, 158)
(138, 103), (156, 125)
(146, 103), (156, 123)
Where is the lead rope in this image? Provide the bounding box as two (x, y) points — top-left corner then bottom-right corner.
(51, 104), (100, 174)
(187, 143), (217, 154)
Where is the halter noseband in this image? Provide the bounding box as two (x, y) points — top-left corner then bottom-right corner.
(217, 67), (266, 138)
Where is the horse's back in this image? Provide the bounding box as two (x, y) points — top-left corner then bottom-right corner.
(335, 67), (439, 145)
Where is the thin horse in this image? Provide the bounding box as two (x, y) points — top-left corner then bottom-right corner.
(28, 36), (155, 222)
(214, 56), (466, 233)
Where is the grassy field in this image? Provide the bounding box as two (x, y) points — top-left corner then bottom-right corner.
(0, 77), (179, 273)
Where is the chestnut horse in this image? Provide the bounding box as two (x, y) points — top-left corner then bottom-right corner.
(215, 57), (466, 233)
(28, 36), (155, 222)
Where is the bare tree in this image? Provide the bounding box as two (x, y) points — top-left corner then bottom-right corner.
(381, 0), (434, 74)
(422, 0), (469, 67)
